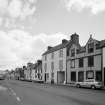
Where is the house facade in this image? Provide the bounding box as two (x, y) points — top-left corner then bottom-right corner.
(34, 60), (43, 81)
(67, 34), (105, 86)
(24, 62), (33, 80)
(42, 40), (68, 84)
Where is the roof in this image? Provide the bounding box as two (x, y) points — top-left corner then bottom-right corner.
(42, 35), (105, 56)
(77, 46), (86, 54)
(100, 40), (105, 47)
(42, 41), (69, 55)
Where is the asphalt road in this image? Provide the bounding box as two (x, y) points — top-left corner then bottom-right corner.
(0, 80), (105, 105)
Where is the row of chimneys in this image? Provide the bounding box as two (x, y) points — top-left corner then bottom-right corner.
(47, 33), (79, 50)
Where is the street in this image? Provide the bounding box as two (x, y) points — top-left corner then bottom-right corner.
(0, 80), (105, 105)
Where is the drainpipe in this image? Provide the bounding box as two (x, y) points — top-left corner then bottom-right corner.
(101, 47), (104, 86)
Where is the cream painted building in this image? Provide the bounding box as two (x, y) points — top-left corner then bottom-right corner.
(42, 40), (68, 84)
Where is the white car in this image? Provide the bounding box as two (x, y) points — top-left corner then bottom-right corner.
(76, 79), (103, 89)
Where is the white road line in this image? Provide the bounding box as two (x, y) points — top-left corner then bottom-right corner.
(16, 97), (21, 102)
(13, 92), (16, 96)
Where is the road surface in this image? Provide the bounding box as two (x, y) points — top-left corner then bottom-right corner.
(0, 80), (105, 105)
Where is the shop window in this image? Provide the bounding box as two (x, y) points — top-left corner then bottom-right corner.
(96, 71), (102, 81)
(86, 70), (94, 79)
(71, 72), (76, 82)
(78, 71), (84, 82)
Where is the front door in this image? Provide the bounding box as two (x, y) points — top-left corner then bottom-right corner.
(45, 74), (47, 82)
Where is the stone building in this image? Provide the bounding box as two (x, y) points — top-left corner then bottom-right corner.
(67, 34), (105, 86)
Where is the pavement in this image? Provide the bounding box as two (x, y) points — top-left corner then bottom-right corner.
(0, 79), (105, 105)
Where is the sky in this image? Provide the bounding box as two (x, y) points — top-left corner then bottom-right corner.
(0, 0), (105, 70)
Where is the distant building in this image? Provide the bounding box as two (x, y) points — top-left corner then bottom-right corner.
(35, 60), (43, 81)
(30, 60), (43, 82)
(24, 62), (33, 80)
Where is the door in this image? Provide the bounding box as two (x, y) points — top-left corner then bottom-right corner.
(45, 74), (47, 82)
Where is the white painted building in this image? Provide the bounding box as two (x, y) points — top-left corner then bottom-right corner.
(42, 39), (68, 84)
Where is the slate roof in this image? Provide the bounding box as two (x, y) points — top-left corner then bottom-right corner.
(42, 41), (70, 55)
(42, 36), (105, 56)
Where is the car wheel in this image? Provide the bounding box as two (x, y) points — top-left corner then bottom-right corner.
(76, 84), (80, 88)
(91, 85), (96, 89)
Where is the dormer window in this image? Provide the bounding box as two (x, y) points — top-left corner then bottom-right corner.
(71, 48), (75, 57)
(88, 43), (94, 53)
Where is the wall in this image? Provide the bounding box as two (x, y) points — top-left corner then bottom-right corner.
(42, 47), (67, 83)
(103, 47), (105, 67)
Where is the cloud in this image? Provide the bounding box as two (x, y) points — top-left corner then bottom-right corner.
(62, 0), (105, 14)
(0, 29), (67, 70)
(0, 0), (37, 28)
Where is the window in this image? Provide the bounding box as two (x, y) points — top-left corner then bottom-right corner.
(51, 52), (54, 59)
(59, 49), (63, 57)
(79, 58), (84, 68)
(44, 63), (47, 72)
(88, 43), (94, 53)
(45, 55), (47, 61)
(86, 70), (94, 79)
(78, 71), (84, 82)
(71, 72), (76, 82)
(51, 72), (54, 79)
(71, 49), (75, 57)
(46, 73), (49, 79)
(51, 62), (54, 72)
(67, 49), (69, 56)
(71, 60), (75, 68)
(88, 56), (94, 67)
(96, 71), (102, 81)
(59, 60), (63, 71)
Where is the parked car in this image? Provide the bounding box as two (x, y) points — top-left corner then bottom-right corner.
(76, 79), (103, 89)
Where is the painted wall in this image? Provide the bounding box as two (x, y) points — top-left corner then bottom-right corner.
(42, 47), (67, 83)
(103, 47), (105, 67)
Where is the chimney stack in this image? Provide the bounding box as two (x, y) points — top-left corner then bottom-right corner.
(47, 46), (52, 50)
(71, 33), (79, 45)
(62, 39), (68, 44)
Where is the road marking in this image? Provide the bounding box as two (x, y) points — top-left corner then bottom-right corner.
(13, 92), (16, 96)
(9, 88), (21, 102)
(0, 86), (7, 91)
(16, 97), (21, 102)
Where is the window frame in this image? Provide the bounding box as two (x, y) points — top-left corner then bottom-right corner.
(79, 58), (84, 68)
(88, 56), (94, 67)
(71, 48), (75, 57)
(88, 43), (94, 53)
